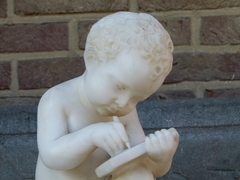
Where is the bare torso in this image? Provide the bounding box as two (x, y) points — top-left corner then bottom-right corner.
(36, 77), (120, 180)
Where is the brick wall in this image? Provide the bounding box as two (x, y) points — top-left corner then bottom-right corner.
(0, 0), (240, 99)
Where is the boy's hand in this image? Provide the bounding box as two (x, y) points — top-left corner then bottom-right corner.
(91, 122), (129, 157)
(145, 128), (179, 162)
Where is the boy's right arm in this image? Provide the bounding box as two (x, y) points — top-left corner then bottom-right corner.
(37, 92), (128, 171)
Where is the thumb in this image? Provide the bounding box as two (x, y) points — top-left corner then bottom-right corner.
(112, 121), (128, 143)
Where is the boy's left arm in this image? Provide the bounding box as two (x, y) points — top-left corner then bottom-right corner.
(120, 108), (179, 178)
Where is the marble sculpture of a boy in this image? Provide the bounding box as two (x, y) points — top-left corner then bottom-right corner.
(36, 12), (179, 180)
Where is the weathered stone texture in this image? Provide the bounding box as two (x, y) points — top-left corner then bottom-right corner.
(148, 90), (195, 100)
(165, 53), (240, 83)
(138, 0), (240, 11)
(0, 134), (38, 180)
(204, 88), (240, 98)
(159, 126), (240, 180)
(18, 57), (85, 89)
(0, 62), (11, 90)
(137, 98), (240, 129)
(201, 16), (240, 45)
(0, 23), (68, 52)
(15, 0), (129, 15)
(2, 97), (240, 180)
(0, 99), (38, 134)
(0, 0), (7, 18)
(159, 17), (191, 46)
(78, 21), (97, 50)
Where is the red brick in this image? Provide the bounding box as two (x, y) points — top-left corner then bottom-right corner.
(201, 16), (240, 45)
(0, 0), (7, 18)
(78, 21), (97, 50)
(15, 0), (128, 15)
(204, 88), (240, 98)
(148, 90), (195, 100)
(138, 0), (240, 11)
(0, 62), (11, 90)
(165, 53), (240, 83)
(159, 17), (191, 46)
(18, 57), (85, 89)
(0, 23), (68, 53)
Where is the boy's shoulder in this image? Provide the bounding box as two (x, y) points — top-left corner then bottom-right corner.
(40, 78), (79, 107)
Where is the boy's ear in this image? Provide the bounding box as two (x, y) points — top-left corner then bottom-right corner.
(84, 49), (100, 70)
(84, 48), (96, 59)
(168, 40), (174, 53)
(150, 65), (163, 80)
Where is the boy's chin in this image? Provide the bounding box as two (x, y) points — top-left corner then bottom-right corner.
(97, 108), (131, 117)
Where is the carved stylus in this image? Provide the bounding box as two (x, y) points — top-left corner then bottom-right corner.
(112, 116), (131, 149)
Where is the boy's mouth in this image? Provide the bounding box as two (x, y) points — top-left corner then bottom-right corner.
(106, 106), (119, 113)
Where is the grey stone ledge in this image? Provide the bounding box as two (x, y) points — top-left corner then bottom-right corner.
(137, 97), (240, 129)
(1, 97), (240, 135)
(0, 97), (240, 180)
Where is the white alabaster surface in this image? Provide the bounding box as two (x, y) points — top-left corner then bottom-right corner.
(35, 11), (179, 180)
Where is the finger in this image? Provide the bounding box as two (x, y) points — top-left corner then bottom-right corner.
(106, 135), (119, 156)
(102, 138), (115, 156)
(169, 128), (179, 142)
(161, 129), (178, 146)
(161, 129), (175, 143)
(145, 136), (152, 152)
(149, 133), (158, 142)
(156, 130), (167, 147)
(161, 129), (172, 138)
(149, 133), (161, 151)
(112, 121), (128, 143)
(104, 136), (125, 157)
(109, 134), (125, 156)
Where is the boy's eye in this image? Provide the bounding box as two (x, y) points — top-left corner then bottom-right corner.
(116, 84), (126, 91)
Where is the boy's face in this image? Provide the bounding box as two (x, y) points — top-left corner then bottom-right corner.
(84, 49), (172, 117)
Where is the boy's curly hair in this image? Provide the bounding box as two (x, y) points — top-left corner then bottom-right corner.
(84, 12), (173, 79)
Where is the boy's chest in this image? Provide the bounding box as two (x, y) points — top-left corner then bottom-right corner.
(65, 105), (112, 133)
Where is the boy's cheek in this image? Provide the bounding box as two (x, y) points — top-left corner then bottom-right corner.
(85, 81), (113, 104)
